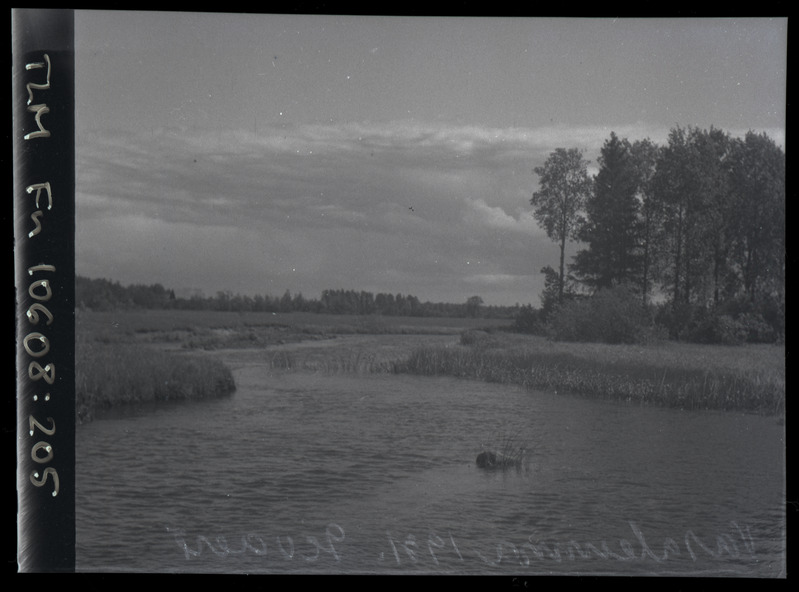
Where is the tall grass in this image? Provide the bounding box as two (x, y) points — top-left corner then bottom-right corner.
(264, 348), (397, 375)
(74, 310), (784, 418)
(392, 339), (785, 416)
(75, 337), (236, 423)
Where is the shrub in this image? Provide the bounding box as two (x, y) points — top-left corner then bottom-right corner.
(546, 284), (654, 344)
(686, 311), (776, 345)
(717, 296), (783, 343)
(657, 296), (783, 345)
(459, 329), (483, 345)
(737, 313), (777, 343)
(686, 314), (745, 345)
(654, 301), (704, 341)
(513, 304), (543, 334)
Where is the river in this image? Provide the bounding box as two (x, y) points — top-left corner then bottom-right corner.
(76, 347), (786, 576)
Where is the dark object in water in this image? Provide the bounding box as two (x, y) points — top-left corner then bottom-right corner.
(476, 430), (528, 470)
(476, 451), (497, 468)
(476, 449), (523, 469)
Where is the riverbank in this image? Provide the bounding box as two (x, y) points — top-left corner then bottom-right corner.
(75, 337), (237, 423)
(393, 331), (785, 416)
(75, 309), (487, 422)
(75, 310), (785, 421)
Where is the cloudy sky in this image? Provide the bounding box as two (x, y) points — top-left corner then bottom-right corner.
(74, 11), (786, 306)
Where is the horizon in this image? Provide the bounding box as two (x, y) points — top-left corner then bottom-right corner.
(74, 12), (787, 307)
(75, 273), (524, 310)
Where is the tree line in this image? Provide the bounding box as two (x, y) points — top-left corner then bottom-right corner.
(528, 126), (785, 343)
(75, 276), (516, 319)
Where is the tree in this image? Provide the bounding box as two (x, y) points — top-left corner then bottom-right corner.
(690, 127), (736, 307)
(359, 291), (375, 315)
(280, 289), (293, 312)
(530, 148), (593, 303)
(538, 264), (579, 320)
(571, 132), (642, 293)
(215, 290), (233, 311)
(630, 138), (663, 307)
(651, 126), (717, 309)
(292, 291), (306, 312)
(652, 126), (752, 312)
(465, 295), (484, 318)
(727, 131), (785, 307)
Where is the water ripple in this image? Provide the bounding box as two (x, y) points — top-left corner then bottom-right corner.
(77, 373), (785, 576)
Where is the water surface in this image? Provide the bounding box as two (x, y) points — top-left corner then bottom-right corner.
(76, 356), (785, 575)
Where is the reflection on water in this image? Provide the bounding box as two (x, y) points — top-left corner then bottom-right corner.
(76, 364), (785, 575)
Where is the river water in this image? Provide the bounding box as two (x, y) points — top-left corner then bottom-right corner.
(76, 350), (785, 576)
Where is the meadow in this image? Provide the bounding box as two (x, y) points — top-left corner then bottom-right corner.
(75, 309), (785, 421)
(76, 309), (508, 344)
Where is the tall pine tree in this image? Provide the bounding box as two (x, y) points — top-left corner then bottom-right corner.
(571, 132), (642, 292)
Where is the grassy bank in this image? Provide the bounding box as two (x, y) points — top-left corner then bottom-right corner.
(76, 332), (236, 424)
(261, 334), (457, 375)
(392, 331), (785, 416)
(75, 310), (784, 419)
(74, 309), (490, 422)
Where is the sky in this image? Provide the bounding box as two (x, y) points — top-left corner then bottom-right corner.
(74, 11), (787, 306)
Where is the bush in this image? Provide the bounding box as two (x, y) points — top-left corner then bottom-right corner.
(737, 313), (777, 343)
(654, 301), (697, 340)
(459, 329), (483, 345)
(716, 296), (783, 343)
(513, 304), (543, 334)
(686, 311), (776, 345)
(546, 284), (654, 344)
(686, 314), (746, 345)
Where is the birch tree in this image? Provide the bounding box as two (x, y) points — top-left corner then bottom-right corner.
(531, 148), (592, 304)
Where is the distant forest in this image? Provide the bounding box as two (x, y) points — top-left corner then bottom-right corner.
(75, 276), (517, 319)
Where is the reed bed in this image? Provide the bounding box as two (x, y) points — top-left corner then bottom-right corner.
(75, 337), (236, 423)
(74, 310), (783, 418)
(392, 341), (785, 416)
(264, 347), (398, 375)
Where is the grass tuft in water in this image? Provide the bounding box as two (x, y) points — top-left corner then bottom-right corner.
(477, 428), (529, 471)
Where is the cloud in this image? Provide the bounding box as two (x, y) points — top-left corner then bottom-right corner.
(68, 121), (587, 303)
(463, 197), (538, 233)
(76, 118), (781, 305)
(464, 273), (523, 285)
